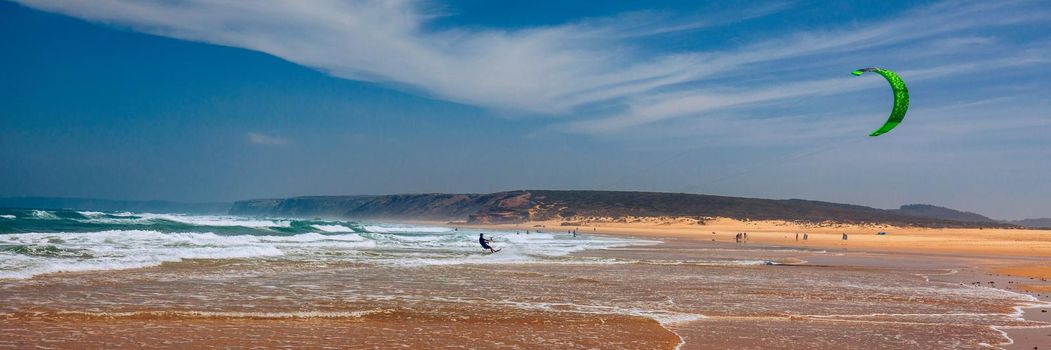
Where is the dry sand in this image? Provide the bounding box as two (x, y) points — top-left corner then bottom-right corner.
(992, 266), (1051, 293)
(464, 217), (1051, 258)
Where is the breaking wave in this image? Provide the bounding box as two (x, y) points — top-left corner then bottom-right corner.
(0, 209), (658, 279)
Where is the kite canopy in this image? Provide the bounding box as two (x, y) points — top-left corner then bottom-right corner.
(852, 67), (909, 136)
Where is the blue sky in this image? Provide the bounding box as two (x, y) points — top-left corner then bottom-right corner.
(2, 0), (1049, 219)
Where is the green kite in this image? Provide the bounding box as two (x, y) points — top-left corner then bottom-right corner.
(852, 67), (909, 136)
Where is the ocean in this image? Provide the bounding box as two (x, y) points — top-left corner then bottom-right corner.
(0, 208), (655, 280)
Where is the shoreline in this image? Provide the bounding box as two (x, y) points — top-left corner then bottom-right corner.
(4, 217), (1050, 348)
(438, 217), (1051, 257)
(409, 215), (1051, 296)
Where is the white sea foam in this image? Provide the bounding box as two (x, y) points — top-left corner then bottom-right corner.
(311, 224), (356, 232)
(0, 230), (300, 279)
(377, 232), (659, 267)
(141, 214), (292, 228)
(495, 300), (705, 327)
(627, 259), (777, 266)
(363, 224), (452, 233)
(79, 212), (291, 228)
(0, 214), (15, 219)
(30, 210), (58, 219)
(1, 216), (660, 279)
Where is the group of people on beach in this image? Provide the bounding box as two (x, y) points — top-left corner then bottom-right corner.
(735, 232), (748, 243)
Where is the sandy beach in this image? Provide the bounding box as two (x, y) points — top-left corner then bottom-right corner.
(453, 217), (1051, 348)
(462, 217), (1051, 257)
(463, 216), (1051, 295)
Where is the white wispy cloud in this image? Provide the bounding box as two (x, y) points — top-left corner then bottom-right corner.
(10, 0), (798, 115)
(559, 1), (1050, 134)
(14, 0), (1050, 135)
(562, 54), (1050, 134)
(247, 132), (290, 146)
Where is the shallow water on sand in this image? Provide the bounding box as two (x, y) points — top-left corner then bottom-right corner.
(1, 215), (1048, 349)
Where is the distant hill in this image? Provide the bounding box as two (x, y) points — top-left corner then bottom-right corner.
(0, 197), (231, 214)
(887, 204), (1050, 229)
(1009, 218), (1051, 229)
(230, 194), (511, 221)
(231, 190), (1016, 228)
(890, 204), (997, 223)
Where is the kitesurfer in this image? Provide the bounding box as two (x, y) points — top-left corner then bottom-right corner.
(479, 233), (497, 253)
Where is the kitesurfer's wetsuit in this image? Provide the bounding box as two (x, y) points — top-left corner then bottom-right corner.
(479, 234), (495, 252)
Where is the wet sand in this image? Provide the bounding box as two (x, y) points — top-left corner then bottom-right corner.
(3, 227), (1050, 349)
(460, 218), (1051, 349)
(1, 310), (677, 349)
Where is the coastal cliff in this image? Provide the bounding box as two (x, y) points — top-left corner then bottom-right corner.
(230, 192), (529, 222)
(230, 190), (1016, 228)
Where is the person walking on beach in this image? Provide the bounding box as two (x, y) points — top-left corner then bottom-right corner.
(803, 233), (809, 240)
(795, 233), (799, 241)
(479, 233), (498, 253)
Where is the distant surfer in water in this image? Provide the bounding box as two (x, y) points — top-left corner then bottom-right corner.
(479, 233), (499, 253)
